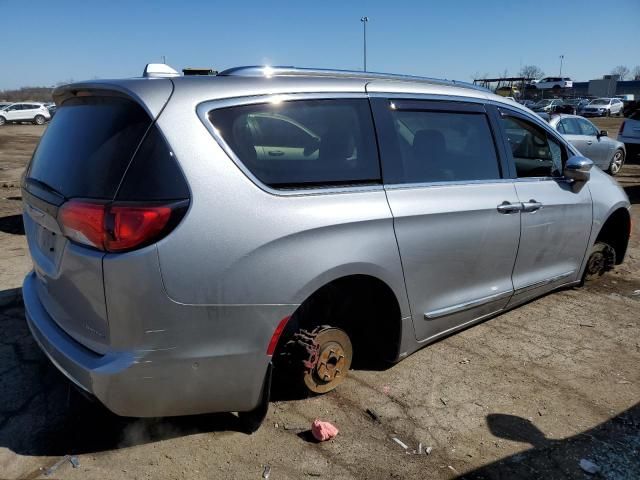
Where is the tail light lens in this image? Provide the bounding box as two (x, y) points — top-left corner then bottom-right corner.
(619, 121), (625, 135)
(59, 199), (187, 252)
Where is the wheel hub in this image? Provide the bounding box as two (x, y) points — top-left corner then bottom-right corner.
(586, 245), (615, 277)
(294, 326), (353, 394)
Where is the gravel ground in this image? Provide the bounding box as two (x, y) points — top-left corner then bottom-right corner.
(0, 122), (638, 480)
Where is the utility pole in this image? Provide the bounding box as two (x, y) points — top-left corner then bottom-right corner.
(559, 55), (564, 77)
(360, 16), (369, 72)
(162, 55), (166, 64)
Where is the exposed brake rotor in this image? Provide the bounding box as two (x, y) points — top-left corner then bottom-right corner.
(291, 326), (353, 394)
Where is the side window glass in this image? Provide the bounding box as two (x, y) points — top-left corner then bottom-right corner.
(385, 109), (501, 183)
(560, 118), (581, 135)
(251, 115), (314, 149)
(557, 120), (566, 134)
(500, 115), (565, 178)
(578, 119), (598, 136)
(209, 99), (380, 189)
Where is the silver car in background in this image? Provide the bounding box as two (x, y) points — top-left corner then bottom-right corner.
(21, 65), (631, 429)
(551, 114), (627, 175)
(582, 98), (624, 117)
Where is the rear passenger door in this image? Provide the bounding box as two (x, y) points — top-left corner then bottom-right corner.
(496, 108), (592, 305)
(371, 98), (521, 342)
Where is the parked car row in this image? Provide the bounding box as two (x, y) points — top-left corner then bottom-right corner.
(0, 101), (53, 125)
(526, 97), (625, 117)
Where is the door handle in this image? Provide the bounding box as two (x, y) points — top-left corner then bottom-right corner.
(268, 150), (284, 156)
(497, 201), (523, 214)
(521, 200), (543, 213)
(586, 141), (593, 145)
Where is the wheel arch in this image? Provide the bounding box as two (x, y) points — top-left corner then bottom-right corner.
(594, 206), (631, 265)
(283, 272), (406, 365)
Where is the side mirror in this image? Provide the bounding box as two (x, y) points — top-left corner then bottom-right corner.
(598, 130), (608, 137)
(564, 155), (593, 182)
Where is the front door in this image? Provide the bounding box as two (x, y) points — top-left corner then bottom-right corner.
(370, 97), (521, 342)
(497, 109), (592, 305)
(576, 117), (612, 169)
(5, 104), (22, 121)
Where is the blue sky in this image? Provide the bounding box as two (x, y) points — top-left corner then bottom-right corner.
(1, 0), (639, 89)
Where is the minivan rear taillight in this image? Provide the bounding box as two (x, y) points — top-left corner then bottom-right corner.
(59, 199), (187, 252)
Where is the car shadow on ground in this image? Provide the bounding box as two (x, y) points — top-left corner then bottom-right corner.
(0, 214), (24, 235)
(0, 297), (247, 457)
(458, 405), (640, 479)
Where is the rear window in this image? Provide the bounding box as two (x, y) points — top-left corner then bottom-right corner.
(27, 96), (151, 199)
(209, 99), (380, 189)
(630, 110), (640, 121)
(386, 109), (501, 183)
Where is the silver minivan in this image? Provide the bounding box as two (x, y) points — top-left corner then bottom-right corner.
(21, 65), (631, 428)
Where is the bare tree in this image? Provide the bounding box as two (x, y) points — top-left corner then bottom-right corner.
(611, 65), (630, 80)
(518, 65), (544, 80)
(632, 65), (640, 80)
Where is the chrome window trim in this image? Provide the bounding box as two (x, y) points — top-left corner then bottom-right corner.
(383, 178), (514, 190)
(367, 91), (488, 105)
(196, 92), (385, 197)
(424, 290), (513, 319)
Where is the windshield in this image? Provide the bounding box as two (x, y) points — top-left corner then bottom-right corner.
(591, 99), (609, 105)
(535, 100), (552, 106)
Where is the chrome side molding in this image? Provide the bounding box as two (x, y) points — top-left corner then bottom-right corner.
(424, 290), (512, 320)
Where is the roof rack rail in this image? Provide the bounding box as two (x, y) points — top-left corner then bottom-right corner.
(218, 66), (488, 92)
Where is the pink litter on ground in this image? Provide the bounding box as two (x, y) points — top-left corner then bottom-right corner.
(311, 419), (339, 441)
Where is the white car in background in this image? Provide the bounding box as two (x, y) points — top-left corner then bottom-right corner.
(0, 102), (51, 125)
(582, 98), (624, 117)
(534, 77), (574, 90)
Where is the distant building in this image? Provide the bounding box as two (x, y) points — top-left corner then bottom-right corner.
(572, 75), (640, 98)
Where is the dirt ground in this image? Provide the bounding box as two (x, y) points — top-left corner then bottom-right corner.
(0, 120), (638, 480)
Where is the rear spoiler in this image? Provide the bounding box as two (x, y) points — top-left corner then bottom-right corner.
(52, 78), (174, 119)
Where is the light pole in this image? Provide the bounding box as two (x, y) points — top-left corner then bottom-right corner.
(559, 54), (564, 77)
(360, 16), (369, 72)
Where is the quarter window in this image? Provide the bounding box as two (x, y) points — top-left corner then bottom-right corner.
(209, 99), (380, 189)
(500, 115), (565, 178)
(384, 108), (501, 183)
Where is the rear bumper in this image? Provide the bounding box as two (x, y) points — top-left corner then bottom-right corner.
(23, 271), (271, 417)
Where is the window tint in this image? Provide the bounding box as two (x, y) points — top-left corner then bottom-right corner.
(557, 118), (581, 135)
(209, 99), (380, 189)
(116, 125), (190, 201)
(27, 96), (152, 199)
(577, 118), (598, 136)
(383, 108), (500, 183)
(630, 110), (640, 121)
(501, 115), (565, 178)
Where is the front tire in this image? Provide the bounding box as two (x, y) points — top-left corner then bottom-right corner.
(34, 115), (46, 125)
(608, 149), (625, 175)
(0, 116), (5, 126)
(582, 241), (616, 283)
